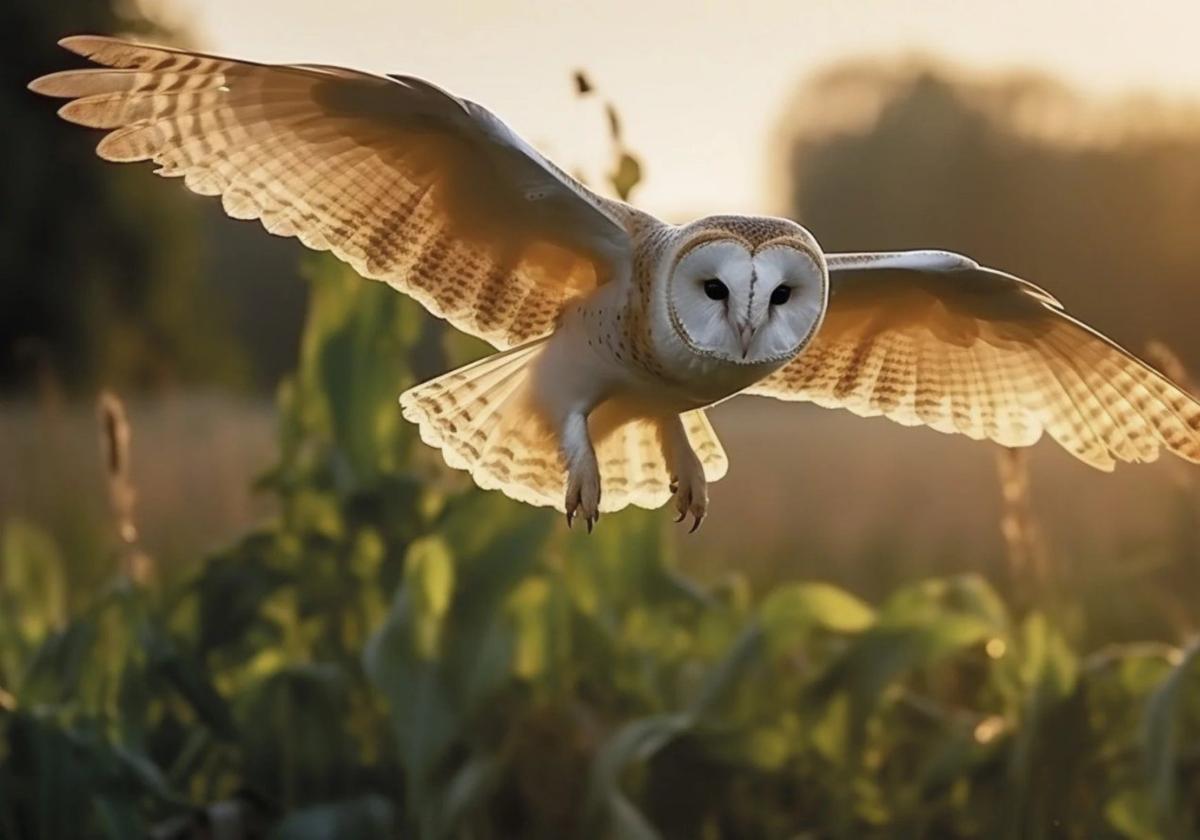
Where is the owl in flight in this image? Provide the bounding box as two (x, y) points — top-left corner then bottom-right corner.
(32, 36), (1200, 531)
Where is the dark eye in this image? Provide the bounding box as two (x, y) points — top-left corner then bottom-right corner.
(769, 285), (792, 306)
(702, 278), (729, 301)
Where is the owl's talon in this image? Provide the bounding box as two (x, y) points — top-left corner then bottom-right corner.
(669, 453), (708, 531)
(564, 460), (601, 533)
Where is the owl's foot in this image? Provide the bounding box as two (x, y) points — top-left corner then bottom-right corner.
(669, 453), (708, 533)
(562, 412), (601, 532)
(565, 464), (601, 533)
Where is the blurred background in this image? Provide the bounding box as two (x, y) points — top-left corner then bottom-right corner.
(3, 0), (1200, 837)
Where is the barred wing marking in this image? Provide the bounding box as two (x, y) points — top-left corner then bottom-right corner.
(747, 252), (1200, 470)
(30, 35), (635, 349)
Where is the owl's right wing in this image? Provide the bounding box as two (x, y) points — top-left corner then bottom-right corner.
(745, 250), (1200, 469)
(30, 35), (639, 350)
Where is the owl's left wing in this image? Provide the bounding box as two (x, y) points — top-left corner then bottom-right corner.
(30, 35), (636, 350)
(744, 251), (1200, 469)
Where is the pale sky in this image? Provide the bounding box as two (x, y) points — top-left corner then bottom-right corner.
(152, 0), (1200, 219)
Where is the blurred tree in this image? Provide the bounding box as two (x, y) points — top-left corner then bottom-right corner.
(2, 0), (249, 392)
(779, 59), (1200, 373)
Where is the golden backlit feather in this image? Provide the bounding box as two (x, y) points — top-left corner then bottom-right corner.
(30, 35), (632, 350)
(748, 263), (1200, 470)
(400, 344), (727, 513)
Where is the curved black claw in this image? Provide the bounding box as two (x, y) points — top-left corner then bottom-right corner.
(566, 501), (599, 533)
(688, 513), (704, 534)
(674, 509), (687, 524)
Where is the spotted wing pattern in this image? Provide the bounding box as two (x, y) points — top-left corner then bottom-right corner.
(30, 36), (635, 349)
(747, 252), (1200, 470)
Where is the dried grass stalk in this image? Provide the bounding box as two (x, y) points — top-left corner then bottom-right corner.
(97, 391), (153, 583)
(996, 446), (1049, 587)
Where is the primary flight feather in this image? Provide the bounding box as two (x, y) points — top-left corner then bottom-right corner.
(30, 36), (1200, 531)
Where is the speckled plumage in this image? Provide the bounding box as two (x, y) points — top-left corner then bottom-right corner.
(32, 36), (1200, 529)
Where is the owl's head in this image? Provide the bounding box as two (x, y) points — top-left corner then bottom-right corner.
(666, 217), (828, 366)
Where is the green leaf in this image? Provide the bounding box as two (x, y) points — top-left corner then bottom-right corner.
(1017, 612), (1078, 699)
(1004, 612), (1084, 836)
(273, 795), (395, 839)
(404, 536), (456, 659)
(143, 626), (238, 741)
(810, 577), (999, 754)
(1142, 639), (1200, 824)
(1105, 788), (1158, 840)
(811, 693), (850, 764)
(363, 583), (458, 792)
(584, 713), (690, 839)
(816, 621), (989, 750)
(303, 261), (423, 481)
(94, 795), (142, 840)
(943, 575), (1010, 630)
(688, 625), (764, 719)
(19, 620), (97, 706)
(0, 519), (66, 644)
(192, 549), (288, 655)
(109, 743), (189, 808)
(5, 713), (92, 838)
(760, 582), (875, 653)
(239, 664), (354, 800)
(584, 626), (763, 838)
(287, 490), (344, 541)
(508, 577), (551, 679)
(1115, 647), (1176, 697)
(608, 794), (664, 840)
(439, 753), (502, 835)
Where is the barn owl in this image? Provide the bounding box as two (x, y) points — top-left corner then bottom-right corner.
(31, 36), (1200, 531)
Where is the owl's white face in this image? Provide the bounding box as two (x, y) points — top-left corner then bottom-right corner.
(667, 237), (827, 365)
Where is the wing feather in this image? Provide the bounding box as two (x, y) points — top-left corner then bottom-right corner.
(747, 255), (1200, 470)
(30, 35), (638, 350)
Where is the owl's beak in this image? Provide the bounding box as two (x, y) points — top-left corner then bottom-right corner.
(736, 320), (758, 359)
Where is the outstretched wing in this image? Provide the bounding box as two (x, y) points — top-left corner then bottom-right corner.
(30, 35), (636, 349)
(746, 250), (1200, 470)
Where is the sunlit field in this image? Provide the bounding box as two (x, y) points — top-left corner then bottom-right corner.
(4, 1), (1200, 837)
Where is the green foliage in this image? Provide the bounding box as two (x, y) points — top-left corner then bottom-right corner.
(2, 257), (1199, 838)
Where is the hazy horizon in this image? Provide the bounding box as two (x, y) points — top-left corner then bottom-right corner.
(141, 0), (1200, 220)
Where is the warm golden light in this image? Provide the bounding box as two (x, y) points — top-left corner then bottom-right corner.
(974, 715), (1007, 744)
(157, 0), (1200, 220)
(11, 3), (1200, 834)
